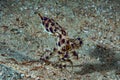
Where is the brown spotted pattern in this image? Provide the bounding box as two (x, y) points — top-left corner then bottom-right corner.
(38, 13), (83, 69)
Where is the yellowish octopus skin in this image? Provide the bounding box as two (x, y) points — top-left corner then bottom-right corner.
(38, 13), (83, 69)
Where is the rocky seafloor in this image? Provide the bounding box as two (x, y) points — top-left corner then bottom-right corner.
(0, 0), (120, 80)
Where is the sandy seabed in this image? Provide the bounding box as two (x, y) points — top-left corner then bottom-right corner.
(0, 0), (120, 80)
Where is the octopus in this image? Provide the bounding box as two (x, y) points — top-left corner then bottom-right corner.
(38, 13), (83, 70)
